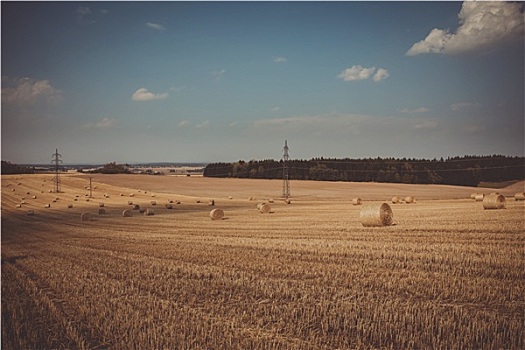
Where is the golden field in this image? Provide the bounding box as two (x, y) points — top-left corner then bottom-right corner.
(2, 173), (524, 349)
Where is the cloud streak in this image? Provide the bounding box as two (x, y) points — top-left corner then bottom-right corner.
(337, 65), (389, 82)
(131, 88), (168, 101)
(146, 22), (166, 31)
(406, 1), (524, 56)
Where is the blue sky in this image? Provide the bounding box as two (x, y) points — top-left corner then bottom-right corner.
(2, 1), (524, 164)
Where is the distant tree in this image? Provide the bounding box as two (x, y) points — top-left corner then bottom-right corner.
(92, 162), (131, 174)
(1, 161), (34, 174)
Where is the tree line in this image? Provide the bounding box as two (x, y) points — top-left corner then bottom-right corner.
(203, 155), (524, 186)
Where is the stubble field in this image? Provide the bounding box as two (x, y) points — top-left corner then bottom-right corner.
(2, 173), (524, 349)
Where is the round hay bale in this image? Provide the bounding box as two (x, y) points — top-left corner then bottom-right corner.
(32, 195), (37, 199)
(139, 208), (146, 214)
(268, 199), (274, 203)
(67, 204), (73, 208)
(352, 198), (362, 205)
(129, 193), (134, 197)
(391, 196), (401, 204)
(122, 209), (132, 217)
(210, 208), (224, 220)
(27, 210), (35, 216)
(151, 194), (155, 198)
(404, 196), (415, 204)
(81, 212), (92, 222)
(16, 204), (22, 208)
(165, 203), (173, 209)
(474, 194), (484, 201)
(470, 193), (477, 199)
(128, 201), (133, 205)
(133, 204), (140, 210)
(483, 194), (506, 210)
(99, 203), (105, 207)
(209, 199), (215, 206)
(259, 203), (271, 214)
(145, 209), (155, 216)
(360, 203), (393, 227)
(98, 208), (106, 215)
(195, 199), (201, 203)
(514, 192), (525, 201)
(168, 199), (174, 204)
(228, 196), (233, 200)
(175, 201), (181, 205)
(284, 199), (291, 204)
(74, 198), (78, 201)
(151, 201), (157, 206)
(257, 202), (266, 210)
(44, 204), (51, 208)
(120, 193), (124, 197)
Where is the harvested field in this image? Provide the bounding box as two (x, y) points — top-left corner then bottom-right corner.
(1, 174), (524, 349)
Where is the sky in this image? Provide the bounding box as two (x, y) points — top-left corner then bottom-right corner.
(1, 1), (524, 164)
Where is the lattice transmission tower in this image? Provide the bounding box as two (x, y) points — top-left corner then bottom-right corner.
(51, 148), (63, 193)
(282, 140), (290, 198)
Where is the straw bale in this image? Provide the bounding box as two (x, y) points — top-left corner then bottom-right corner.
(210, 208), (224, 220)
(360, 203), (393, 227)
(99, 203), (105, 207)
(122, 209), (132, 217)
(392, 196), (401, 204)
(209, 199), (215, 206)
(133, 204), (140, 210)
(404, 196), (415, 204)
(98, 208), (106, 215)
(67, 204), (73, 208)
(81, 212), (92, 222)
(259, 203), (271, 214)
(145, 209), (155, 216)
(352, 198), (362, 205)
(514, 192), (525, 201)
(165, 204), (173, 209)
(151, 201), (157, 206)
(44, 204), (51, 208)
(483, 194), (506, 210)
(474, 194), (484, 201)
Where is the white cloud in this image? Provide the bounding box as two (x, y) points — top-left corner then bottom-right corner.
(463, 124), (486, 135)
(450, 102), (482, 111)
(76, 6), (91, 15)
(81, 117), (117, 130)
(1, 77), (63, 105)
(178, 120), (191, 128)
(195, 120), (210, 129)
(373, 68), (389, 82)
(337, 65), (389, 82)
(406, 1), (524, 56)
(212, 69), (226, 80)
(146, 22), (166, 31)
(131, 88), (168, 101)
(413, 120), (438, 130)
(273, 56), (288, 63)
(401, 107), (430, 114)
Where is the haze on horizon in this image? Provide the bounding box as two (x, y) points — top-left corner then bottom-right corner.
(2, 1), (524, 165)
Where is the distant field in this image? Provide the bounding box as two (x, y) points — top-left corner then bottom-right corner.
(2, 174), (524, 349)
